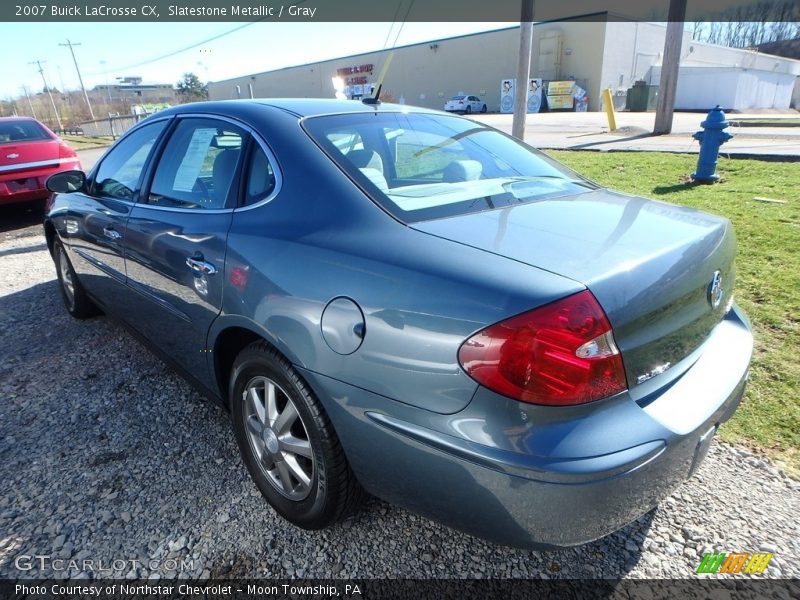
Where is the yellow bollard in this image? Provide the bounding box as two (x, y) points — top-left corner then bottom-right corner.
(602, 88), (617, 131)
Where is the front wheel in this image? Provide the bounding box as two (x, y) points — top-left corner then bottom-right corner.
(53, 239), (99, 319)
(230, 341), (363, 529)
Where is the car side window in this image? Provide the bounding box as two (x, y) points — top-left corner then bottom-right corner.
(243, 143), (277, 206)
(147, 118), (246, 210)
(92, 120), (167, 201)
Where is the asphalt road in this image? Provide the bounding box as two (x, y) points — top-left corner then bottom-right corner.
(471, 112), (800, 157)
(77, 147), (106, 171)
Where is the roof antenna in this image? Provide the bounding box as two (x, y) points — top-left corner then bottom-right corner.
(362, 84), (382, 105)
(362, 52), (395, 106)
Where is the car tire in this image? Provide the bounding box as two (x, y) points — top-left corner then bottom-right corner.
(53, 239), (99, 319)
(481, 104), (487, 113)
(465, 105), (472, 114)
(230, 341), (364, 529)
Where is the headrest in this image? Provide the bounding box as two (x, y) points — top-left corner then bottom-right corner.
(347, 149), (384, 174)
(443, 159), (482, 183)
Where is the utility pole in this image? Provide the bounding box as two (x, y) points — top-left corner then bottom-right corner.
(60, 39), (95, 120)
(512, 0), (535, 141)
(99, 60), (113, 106)
(653, 0), (687, 134)
(21, 86), (37, 119)
(30, 60), (63, 129)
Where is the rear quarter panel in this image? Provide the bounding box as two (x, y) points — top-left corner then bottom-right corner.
(212, 108), (583, 413)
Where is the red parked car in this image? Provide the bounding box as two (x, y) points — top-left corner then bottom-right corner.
(0, 117), (81, 206)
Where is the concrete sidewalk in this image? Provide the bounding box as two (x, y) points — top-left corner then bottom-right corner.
(471, 112), (800, 158)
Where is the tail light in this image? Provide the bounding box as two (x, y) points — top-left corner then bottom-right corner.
(58, 143), (77, 159)
(458, 290), (627, 406)
(458, 100), (464, 104)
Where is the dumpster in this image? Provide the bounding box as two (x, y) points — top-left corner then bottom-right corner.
(626, 80), (659, 112)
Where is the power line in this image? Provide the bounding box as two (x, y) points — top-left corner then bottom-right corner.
(60, 39), (95, 120)
(390, 0), (416, 49)
(84, 21), (259, 76)
(380, 2), (406, 51)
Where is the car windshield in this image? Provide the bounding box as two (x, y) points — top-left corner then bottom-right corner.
(0, 121), (50, 144)
(303, 111), (596, 222)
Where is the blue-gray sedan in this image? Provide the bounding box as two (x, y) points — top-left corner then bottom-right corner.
(43, 99), (752, 548)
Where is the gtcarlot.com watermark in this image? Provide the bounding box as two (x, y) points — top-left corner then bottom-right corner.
(14, 554), (195, 573)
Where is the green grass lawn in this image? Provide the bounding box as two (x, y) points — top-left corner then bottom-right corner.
(730, 118), (800, 126)
(547, 150), (800, 473)
(60, 134), (114, 150)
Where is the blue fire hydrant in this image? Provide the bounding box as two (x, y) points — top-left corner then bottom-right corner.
(691, 106), (732, 183)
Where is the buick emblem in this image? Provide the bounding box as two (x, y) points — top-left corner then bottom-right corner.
(6, 153), (19, 159)
(708, 270), (723, 308)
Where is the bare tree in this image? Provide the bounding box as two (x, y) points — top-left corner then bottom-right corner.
(691, 1), (799, 47)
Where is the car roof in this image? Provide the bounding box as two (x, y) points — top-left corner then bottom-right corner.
(156, 98), (439, 119)
(0, 116), (41, 123)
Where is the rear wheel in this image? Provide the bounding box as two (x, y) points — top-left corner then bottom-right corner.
(481, 104), (487, 113)
(230, 341), (363, 529)
(53, 239), (99, 319)
(465, 105), (472, 114)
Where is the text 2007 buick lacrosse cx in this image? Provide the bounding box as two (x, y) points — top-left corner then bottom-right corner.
(43, 99), (752, 548)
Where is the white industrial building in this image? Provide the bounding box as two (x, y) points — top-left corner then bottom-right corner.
(208, 20), (800, 112)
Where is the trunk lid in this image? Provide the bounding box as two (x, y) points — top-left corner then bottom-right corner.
(412, 189), (735, 390)
(0, 139), (61, 173)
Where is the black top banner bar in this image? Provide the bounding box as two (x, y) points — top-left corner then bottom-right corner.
(3, 0), (799, 22)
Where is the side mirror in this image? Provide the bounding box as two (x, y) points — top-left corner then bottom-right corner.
(46, 170), (86, 193)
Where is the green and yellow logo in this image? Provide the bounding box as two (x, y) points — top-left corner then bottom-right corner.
(696, 552), (774, 574)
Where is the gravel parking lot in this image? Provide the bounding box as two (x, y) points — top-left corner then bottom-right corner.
(0, 204), (798, 581)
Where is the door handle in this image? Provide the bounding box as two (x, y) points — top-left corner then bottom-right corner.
(103, 226), (122, 241)
(186, 255), (217, 276)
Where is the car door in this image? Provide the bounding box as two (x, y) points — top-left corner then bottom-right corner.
(122, 116), (246, 391)
(61, 119), (169, 305)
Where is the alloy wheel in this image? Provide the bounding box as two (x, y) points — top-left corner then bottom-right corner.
(58, 247), (76, 311)
(242, 376), (314, 500)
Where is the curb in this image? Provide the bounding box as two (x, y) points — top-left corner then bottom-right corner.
(540, 147), (800, 162)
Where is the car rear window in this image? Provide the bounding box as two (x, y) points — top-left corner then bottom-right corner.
(303, 111), (595, 223)
(449, 96), (466, 100)
(0, 121), (50, 144)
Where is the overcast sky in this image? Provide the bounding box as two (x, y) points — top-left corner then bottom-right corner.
(0, 22), (512, 99)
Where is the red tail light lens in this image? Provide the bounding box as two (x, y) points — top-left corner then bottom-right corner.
(58, 143), (77, 159)
(458, 290), (627, 406)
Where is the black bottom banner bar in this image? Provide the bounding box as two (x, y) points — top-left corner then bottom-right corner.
(2, 579), (799, 600)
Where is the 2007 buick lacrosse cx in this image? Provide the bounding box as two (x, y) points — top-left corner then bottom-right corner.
(43, 99), (752, 548)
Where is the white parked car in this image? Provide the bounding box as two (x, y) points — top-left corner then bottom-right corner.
(443, 95), (487, 114)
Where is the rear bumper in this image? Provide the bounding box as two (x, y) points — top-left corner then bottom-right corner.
(0, 160), (81, 205)
(301, 306), (753, 548)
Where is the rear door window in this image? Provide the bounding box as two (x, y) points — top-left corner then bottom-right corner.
(243, 143), (277, 206)
(147, 118), (246, 210)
